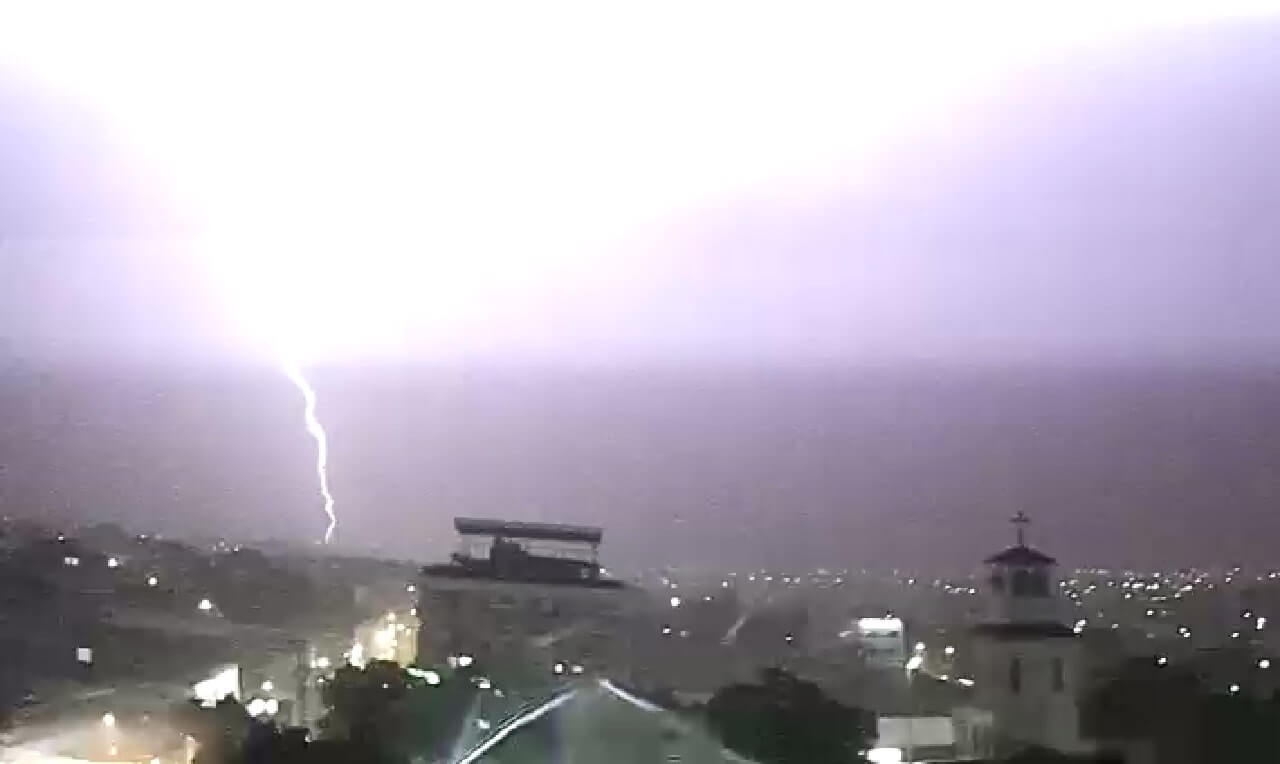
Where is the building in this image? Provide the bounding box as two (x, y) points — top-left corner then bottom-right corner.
(953, 513), (1094, 758)
(417, 518), (634, 682)
(848, 615), (908, 669)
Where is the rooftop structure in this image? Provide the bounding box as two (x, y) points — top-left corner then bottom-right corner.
(454, 517), (603, 545)
(425, 517), (620, 588)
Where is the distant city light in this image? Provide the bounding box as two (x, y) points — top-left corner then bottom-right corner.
(476, 677), (492, 689)
(1257, 617), (1268, 630)
(197, 598), (214, 612)
(407, 667), (442, 685)
(1157, 656), (1168, 666)
(669, 596), (682, 608)
(571, 664), (585, 675)
(63, 556), (80, 567)
(107, 557), (120, 569)
(261, 680), (274, 693)
(661, 625), (672, 635)
(905, 656), (924, 672)
(785, 633), (795, 644)
(406, 583), (416, 593)
(1259, 659), (1271, 669)
(313, 656), (331, 670)
(957, 677), (975, 687)
(247, 697), (280, 717)
(457, 654), (474, 668)
(1229, 684), (1241, 694)
(76, 646), (93, 664)
(944, 645), (956, 656)
(867, 747), (904, 764)
(1232, 631), (1241, 639)
(102, 712), (116, 729)
(147, 575), (158, 587)
(476, 718), (492, 731)
(857, 617), (904, 634)
(914, 641), (926, 653)
(553, 662), (566, 675)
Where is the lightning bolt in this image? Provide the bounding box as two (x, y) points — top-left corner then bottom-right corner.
(283, 361), (337, 544)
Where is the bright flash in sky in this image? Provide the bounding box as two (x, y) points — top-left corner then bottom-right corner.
(3, 2), (1273, 363)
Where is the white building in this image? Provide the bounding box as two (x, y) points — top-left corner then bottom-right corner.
(954, 513), (1093, 758)
(850, 616), (907, 669)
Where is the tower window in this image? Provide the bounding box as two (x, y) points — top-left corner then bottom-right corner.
(1009, 657), (1022, 693)
(1052, 657), (1065, 692)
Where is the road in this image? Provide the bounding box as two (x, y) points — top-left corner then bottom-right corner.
(453, 678), (754, 764)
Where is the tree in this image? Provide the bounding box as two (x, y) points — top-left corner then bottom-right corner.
(319, 660), (413, 762)
(706, 667), (873, 764)
(1084, 657), (1280, 764)
(170, 696), (252, 764)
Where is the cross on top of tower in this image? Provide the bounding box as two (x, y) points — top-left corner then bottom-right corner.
(1011, 511), (1031, 547)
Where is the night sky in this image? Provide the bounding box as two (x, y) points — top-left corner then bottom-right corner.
(2, 11), (1280, 570)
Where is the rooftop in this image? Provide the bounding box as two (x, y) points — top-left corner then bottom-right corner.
(454, 517), (604, 544)
(984, 544), (1057, 566)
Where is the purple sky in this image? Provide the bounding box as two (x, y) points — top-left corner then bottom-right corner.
(2, 17), (1280, 569)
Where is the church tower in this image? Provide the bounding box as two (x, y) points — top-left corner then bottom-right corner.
(957, 513), (1092, 757)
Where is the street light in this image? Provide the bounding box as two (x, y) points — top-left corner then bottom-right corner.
(904, 655), (924, 763)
